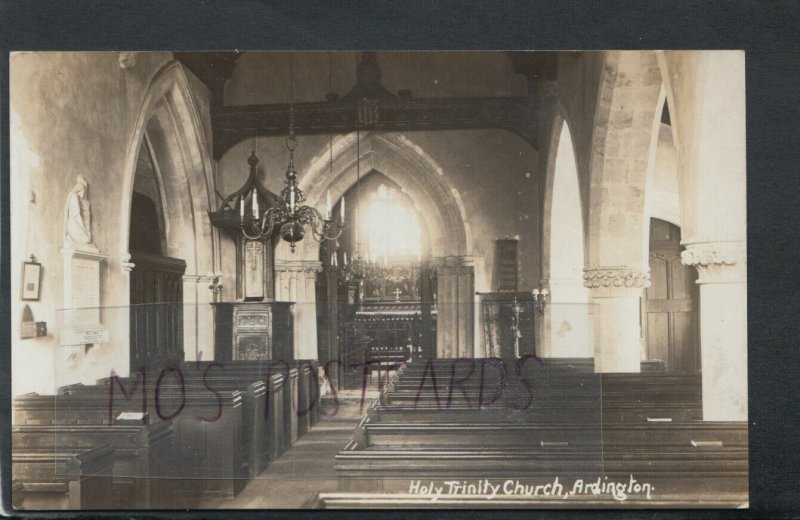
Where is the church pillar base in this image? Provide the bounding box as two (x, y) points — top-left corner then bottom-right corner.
(584, 268), (650, 373)
(682, 240), (747, 422)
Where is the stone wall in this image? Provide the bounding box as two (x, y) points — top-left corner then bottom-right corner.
(11, 52), (214, 396)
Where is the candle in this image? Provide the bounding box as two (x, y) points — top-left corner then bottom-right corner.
(343, 252), (348, 265)
(326, 189), (332, 219)
(252, 188), (259, 217)
(290, 189), (296, 212)
(239, 195), (244, 222)
(331, 253), (336, 267)
(340, 196), (345, 223)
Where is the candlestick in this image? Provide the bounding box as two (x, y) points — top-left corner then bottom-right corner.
(326, 189), (332, 220)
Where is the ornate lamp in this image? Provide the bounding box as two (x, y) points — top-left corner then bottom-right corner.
(210, 55), (344, 253)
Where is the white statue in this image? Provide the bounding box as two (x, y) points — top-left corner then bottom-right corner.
(64, 174), (92, 245)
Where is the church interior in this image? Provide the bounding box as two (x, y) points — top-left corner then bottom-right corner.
(10, 50), (748, 509)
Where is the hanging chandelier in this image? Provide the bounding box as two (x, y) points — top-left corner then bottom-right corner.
(210, 54), (344, 253)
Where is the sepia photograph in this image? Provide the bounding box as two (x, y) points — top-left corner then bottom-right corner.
(8, 49), (748, 511)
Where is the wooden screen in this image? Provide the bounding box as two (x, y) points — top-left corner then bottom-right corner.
(129, 252), (186, 371)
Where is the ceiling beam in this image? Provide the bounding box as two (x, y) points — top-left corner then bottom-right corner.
(211, 96), (538, 160)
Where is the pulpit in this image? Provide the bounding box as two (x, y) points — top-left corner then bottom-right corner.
(212, 302), (294, 362)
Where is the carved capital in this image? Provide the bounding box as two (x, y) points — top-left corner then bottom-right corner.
(583, 267), (650, 297)
(681, 240), (746, 284)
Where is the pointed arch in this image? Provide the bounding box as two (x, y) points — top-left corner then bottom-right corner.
(541, 106), (591, 357)
(118, 60), (218, 363)
(118, 60), (217, 275)
(587, 51), (664, 270)
(275, 132), (472, 262)
(541, 104), (588, 283)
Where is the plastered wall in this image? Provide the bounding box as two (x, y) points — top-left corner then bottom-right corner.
(11, 52), (213, 397)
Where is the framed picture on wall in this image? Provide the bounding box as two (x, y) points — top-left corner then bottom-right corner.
(21, 257), (42, 301)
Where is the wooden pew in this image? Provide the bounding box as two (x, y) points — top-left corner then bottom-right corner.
(12, 445), (114, 510)
(334, 443), (748, 500)
(368, 402), (703, 423)
(15, 386), (245, 503)
(312, 492), (747, 509)
(358, 421), (747, 449)
(397, 358), (667, 374)
(333, 357), (745, 505)
(12, 421), (175, 509)
(187, 360), (312, 448)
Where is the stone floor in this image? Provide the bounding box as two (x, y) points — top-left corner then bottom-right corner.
(196, 392), (374, 509)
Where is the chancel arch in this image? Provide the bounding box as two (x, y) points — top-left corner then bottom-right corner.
(275, 131), (475, 360)
(541, 110), (591, 358)
(119, 61), (219, 368)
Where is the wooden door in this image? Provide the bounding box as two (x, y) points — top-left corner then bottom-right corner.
(643, 219), (699, 372)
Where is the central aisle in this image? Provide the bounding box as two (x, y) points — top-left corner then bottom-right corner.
(197, 394), (371, 509)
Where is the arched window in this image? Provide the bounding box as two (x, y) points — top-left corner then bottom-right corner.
(362, 183), (422, 262)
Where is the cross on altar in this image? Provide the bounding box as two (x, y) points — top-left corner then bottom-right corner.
(393, 288), (402, 301)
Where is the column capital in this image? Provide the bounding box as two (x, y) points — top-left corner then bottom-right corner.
(274, 259), (323, 274)
(680, 240), (746, 284)
(583, 266), (650, 297)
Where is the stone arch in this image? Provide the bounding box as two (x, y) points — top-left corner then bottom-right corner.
(119, 60), (217, 275)
(541, 106), (591, 357)
(541, 103), (587, 283)
(274, 132), (472, 262)
(584, 51), (665, 373)
(587, 51), (664, 271)
(643, 96), (682, 229)
(272, 131), (476, 359)
(118, 60), (218, 362)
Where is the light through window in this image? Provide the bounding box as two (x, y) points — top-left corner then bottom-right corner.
(362, 184), (421, 262)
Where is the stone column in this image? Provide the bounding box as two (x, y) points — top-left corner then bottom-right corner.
(181, 273), (219, 362)
(434, 256), (475, 358)
(583, 267), (650, 372)
(681, 241), (747, 421)
(275, 259), (322, 360)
